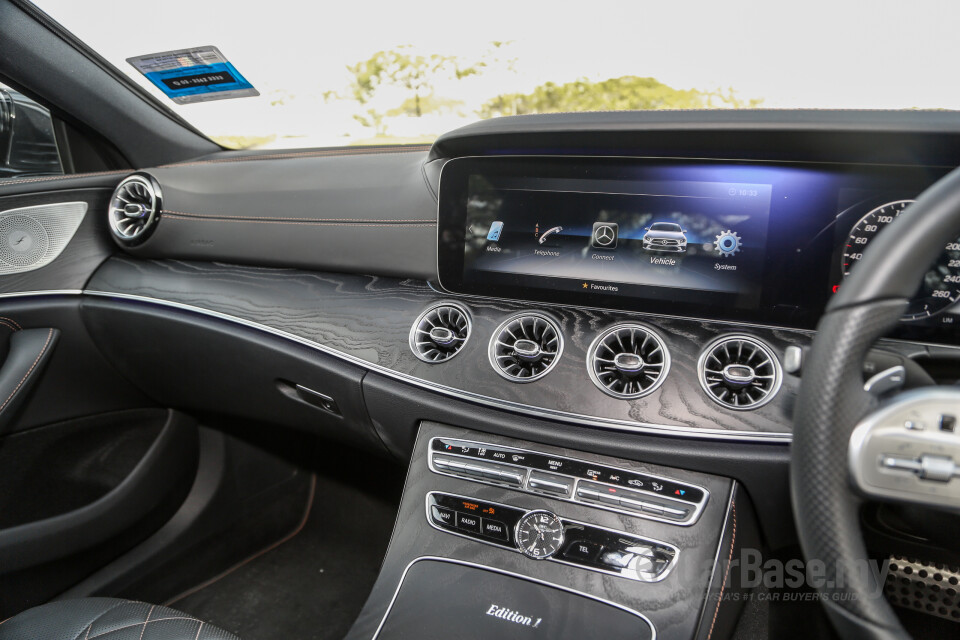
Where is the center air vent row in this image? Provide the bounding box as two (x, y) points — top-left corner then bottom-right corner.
(408, 305), (784, 409)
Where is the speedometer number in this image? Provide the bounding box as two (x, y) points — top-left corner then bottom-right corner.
(842, 199), (960, 321)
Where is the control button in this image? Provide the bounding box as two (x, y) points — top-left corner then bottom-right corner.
(783, 346), (803, 375)
(432, 455), (469, 474)
(904, 420), (924, 431)
(482, 519), (509, 541)
(657, 504), (690, 520)
(939, 415), (957, 432)
(563, 540), (601, 563)
(881, 454), (958, 482)
(489, 467), (525, 487)
(576, 481), (620, 506)
(599, 549), (636, 570)
(456, 512), (483, 534)
(431, 505), (455, 527)
(528, 471), (573, 497)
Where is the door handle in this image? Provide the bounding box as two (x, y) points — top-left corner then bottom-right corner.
(0, 327), (59, 434)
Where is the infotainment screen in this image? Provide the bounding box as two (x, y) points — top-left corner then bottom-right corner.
(463, 173), (772, 307)
(436, 156), (946, 328)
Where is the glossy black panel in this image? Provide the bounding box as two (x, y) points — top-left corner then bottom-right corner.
(345, 423), (735, 640)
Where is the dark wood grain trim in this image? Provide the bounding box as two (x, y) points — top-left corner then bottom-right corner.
(81, 287), (795, 443)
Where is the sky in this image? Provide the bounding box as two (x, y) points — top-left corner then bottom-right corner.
(34, 0), (960, 148)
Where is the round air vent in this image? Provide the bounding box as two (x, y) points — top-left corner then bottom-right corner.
(587, 324), (670, 398)
(488, 313), (563, 382)
(409, 303), (471, 363)
(698, 335), (783, 410)
(108, 174), (162, 246)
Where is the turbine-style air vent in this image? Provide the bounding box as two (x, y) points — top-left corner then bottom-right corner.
(108, 174), (162, 245)
(409, 303), (471, 363)
(587, 324), (670, 398)
(698, 335), (783, 410)
(488, 313), (563, 382)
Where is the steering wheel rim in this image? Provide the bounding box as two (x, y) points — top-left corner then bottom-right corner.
(791, 165), (960, 640)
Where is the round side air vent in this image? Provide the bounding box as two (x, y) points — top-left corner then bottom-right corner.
(409, 303), (471, 363)
(108, 174), (162, 246)
(698, 335), (783, 410)
(587, 324), (670, 399)
(488, 313), (563, 382)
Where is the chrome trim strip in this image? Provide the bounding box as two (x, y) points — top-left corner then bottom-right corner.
(82, 289), (795, 443)
(424, 491), (680, 583)
(0, 289), (82, 298)
(428, 436), (709, 526)
(371, 555), (657, 640)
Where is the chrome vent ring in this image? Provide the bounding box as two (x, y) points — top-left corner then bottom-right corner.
(698, 335), (783, 410)
(587, 324), (670, 399)
(108, 174), (162, 246)
(409, 303), (471, 363)
(488, 313), (563, 382)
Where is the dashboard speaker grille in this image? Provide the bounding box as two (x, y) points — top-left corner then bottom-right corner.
(488, 313), (563, 382)
(409, 303), (471, 363)
(108, 174), (161, 245)
(587, 324), (670, 398)
(698, 335), (782, 410)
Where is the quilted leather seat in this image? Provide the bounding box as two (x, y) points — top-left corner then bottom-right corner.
(0, 599), (237, 640)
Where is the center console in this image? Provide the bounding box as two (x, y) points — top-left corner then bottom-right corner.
(345, 422), (755, 640)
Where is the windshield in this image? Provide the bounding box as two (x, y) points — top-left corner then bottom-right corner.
(34, 0), (960, 150)
(650, 224), (682, 232)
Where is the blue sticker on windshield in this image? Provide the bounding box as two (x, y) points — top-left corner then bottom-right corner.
(127, 46), (259, 105)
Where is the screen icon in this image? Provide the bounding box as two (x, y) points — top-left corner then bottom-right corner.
(641, 222), (688, 253)
(486, 221), (504, 242)
(591, 222), (618, 249)
(714, 230), (742, 257)
(539, 225), (563, 245)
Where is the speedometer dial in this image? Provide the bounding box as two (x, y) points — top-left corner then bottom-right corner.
(842, 200), (960, 321)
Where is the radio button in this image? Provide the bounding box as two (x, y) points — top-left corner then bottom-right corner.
(455, 513), (483, 534)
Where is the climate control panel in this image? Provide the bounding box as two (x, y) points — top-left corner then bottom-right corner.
(426, 492), (678, 582)
(429, 437), (708, 525)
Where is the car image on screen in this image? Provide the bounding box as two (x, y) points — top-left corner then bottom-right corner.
(642, 222), (689, 253)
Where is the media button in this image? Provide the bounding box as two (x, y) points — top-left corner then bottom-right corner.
(482, 519), (510, 541)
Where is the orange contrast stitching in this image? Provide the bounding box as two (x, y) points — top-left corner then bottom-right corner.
(0, 328), (53, 414)
(707, 500), (737, 640)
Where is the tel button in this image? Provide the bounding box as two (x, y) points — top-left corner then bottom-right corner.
(563, 539), (601, 563)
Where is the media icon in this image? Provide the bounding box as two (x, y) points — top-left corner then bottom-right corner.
(591, 222), (618, 249)
(486, 221), (504, 242)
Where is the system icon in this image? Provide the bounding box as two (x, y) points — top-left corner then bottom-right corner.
(714, 230), (742, 257)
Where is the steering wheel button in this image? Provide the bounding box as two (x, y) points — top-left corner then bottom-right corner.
(939, 414), (957, 432)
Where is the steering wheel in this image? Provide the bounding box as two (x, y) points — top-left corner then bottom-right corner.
(792, 166), (960, 640)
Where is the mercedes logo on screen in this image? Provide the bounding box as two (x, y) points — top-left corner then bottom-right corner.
(591, 222), (618, 249)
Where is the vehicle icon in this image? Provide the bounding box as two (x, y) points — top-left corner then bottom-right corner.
(591, 222), (618, 249)
(642, 222), (688, 253)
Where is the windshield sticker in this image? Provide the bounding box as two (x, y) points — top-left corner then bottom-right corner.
(127, 46), (258, 105)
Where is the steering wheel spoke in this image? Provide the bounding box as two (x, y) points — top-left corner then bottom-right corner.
(849, 388), (960, 511)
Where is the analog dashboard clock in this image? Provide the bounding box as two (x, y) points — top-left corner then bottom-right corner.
(515, 510), (565, 559)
